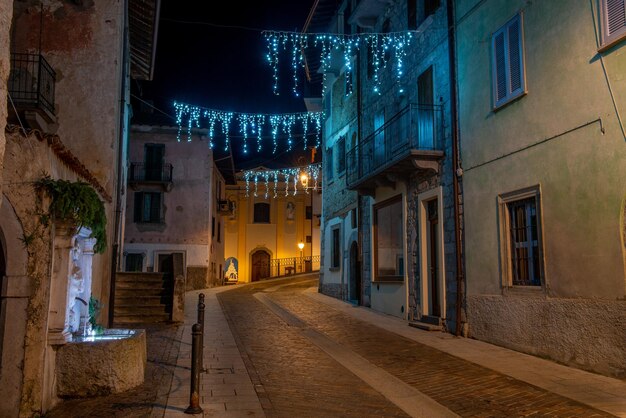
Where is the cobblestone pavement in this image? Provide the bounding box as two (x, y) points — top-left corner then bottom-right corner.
(218, 280), (410, 418)
(45, 323), (183, 418)
(42, 276), (624, 418)
(218, 277), (616, 418)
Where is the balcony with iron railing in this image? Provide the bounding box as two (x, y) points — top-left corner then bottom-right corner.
(129, 162), (173, 190)
(346, 103), (444, 192)
(8, 53), (56, 123)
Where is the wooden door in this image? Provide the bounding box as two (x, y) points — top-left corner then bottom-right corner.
(251, 251), (270, 282)
(427, 199), (440, 317)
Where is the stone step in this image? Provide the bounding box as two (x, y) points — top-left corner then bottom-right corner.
(115, 295), (171, 306)
(116, 275), (167, 283)
(408, 321), (444, 332)
(114, 305), (171, 316)
(114, 287), (170, 297)
(115, 281), (170, 290)
(113, 313), (171, 324)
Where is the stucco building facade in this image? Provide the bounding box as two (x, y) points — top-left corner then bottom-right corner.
(122, 125), (226, 290)
(224, 166), (322, 283)
(456, 0), (626, 377)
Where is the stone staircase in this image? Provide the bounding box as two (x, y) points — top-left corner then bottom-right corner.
(113, 272), (173, 324)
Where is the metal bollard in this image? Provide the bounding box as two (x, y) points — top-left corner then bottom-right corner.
(197, 293), (205, 371)
(184, 323), (203, 414)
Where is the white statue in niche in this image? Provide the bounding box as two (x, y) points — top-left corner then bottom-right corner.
(65, 228), (97, 336)
(286, 201), (295, 220)
(67, 239), (84, 334)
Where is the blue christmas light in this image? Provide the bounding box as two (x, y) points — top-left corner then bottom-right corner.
(174, 102), (323, 154)
(262, 30), (418, 96)
(242, 163), (322, 198)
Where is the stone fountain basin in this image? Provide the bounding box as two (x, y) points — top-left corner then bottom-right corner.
(56, 329), (147, 398)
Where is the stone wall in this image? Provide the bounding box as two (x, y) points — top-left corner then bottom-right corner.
(320, 283), (346, 300)
(2, 131), (80, 416)
(186, 266), (209, 291)
(0, 0), (12, 201)
(352, 3), (457, 317)
(468, 296), (626, 379)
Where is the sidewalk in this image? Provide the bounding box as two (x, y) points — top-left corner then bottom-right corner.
(155, 279), (626, 417)
(152, 285), (265, 418)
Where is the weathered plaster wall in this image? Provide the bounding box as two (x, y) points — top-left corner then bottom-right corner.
(457, 0), (626, 376)
(125, 128), (212, 247)
(0, 0), (12, 203)
(11, 0), (124, 325)
(2, 132), (82, 415)
(468, 296), (626, 378)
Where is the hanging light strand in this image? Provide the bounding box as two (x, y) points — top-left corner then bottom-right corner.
(262, 30), (418, 96)
(174, 102), (323, 154)
(242, 162), (322, 197)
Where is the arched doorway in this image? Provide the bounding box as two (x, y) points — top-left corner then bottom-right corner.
(251, 250), (270, 282)
(349, 241), (361, 304)
(0, 195), (29, 416)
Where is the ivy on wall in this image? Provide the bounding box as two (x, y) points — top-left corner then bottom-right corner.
(35, 176), (107, 253)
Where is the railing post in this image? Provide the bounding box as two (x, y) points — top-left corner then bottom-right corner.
(184, 323), (203, 414)
(293, 258), (296, 275)
(197, 293), (205, 371)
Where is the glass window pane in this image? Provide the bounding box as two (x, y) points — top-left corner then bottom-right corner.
(375, 198), (403, 280)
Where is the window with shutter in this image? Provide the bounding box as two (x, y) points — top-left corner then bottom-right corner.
(134, 191), (162, 223)
(491, 13), (526, 108)
(601, 0), (626, 47)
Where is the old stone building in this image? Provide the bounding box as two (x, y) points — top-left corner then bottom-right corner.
(311, 0), (464, 333)
(0, 0), (160, 415)
(122, 124), (227, 291)
(456, 0), (626, 378)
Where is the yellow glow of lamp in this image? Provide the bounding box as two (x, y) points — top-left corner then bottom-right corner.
(300, 172), (309, 188)
(298, 242), (305, 250)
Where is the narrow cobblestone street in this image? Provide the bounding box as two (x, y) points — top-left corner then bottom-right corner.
(45, 275), (626, 418)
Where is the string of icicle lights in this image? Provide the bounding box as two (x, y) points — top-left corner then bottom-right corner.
(263, 30), (418, 96)
(242, 163), (322, 198)
(174, 102), (324, 154)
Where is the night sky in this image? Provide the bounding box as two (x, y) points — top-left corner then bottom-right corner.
(133, 1), (317, 171)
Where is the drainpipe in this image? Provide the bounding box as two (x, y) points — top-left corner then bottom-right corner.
(356, 47), (364, 306)
(109, 0), (130, 326)
(447, 0), (465, 337)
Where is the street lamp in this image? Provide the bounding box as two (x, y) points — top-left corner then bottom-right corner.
(298, 241), (305, 273)
(300, 172), (309, 188)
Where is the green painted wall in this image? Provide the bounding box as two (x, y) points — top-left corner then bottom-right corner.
(457, 0), (626, 299)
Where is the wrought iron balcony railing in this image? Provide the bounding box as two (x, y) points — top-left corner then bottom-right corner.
(129, 162), (173, 183)
(8, 53), (56, 116)
(346, 103), (443, 188)
(252, 255), (321, 281)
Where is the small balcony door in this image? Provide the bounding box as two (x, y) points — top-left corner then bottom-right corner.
(417, 67), (435, 149)
(145, 144), (164, 181)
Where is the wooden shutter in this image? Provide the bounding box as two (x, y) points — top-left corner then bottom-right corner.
(493, 30), (507, 102)
(134, 192), (143, 222)
(492, 14), (525, 107)
(603, 0), (626, 46)
(508, 18), (522, 93)
(149, 192), (161, 222)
